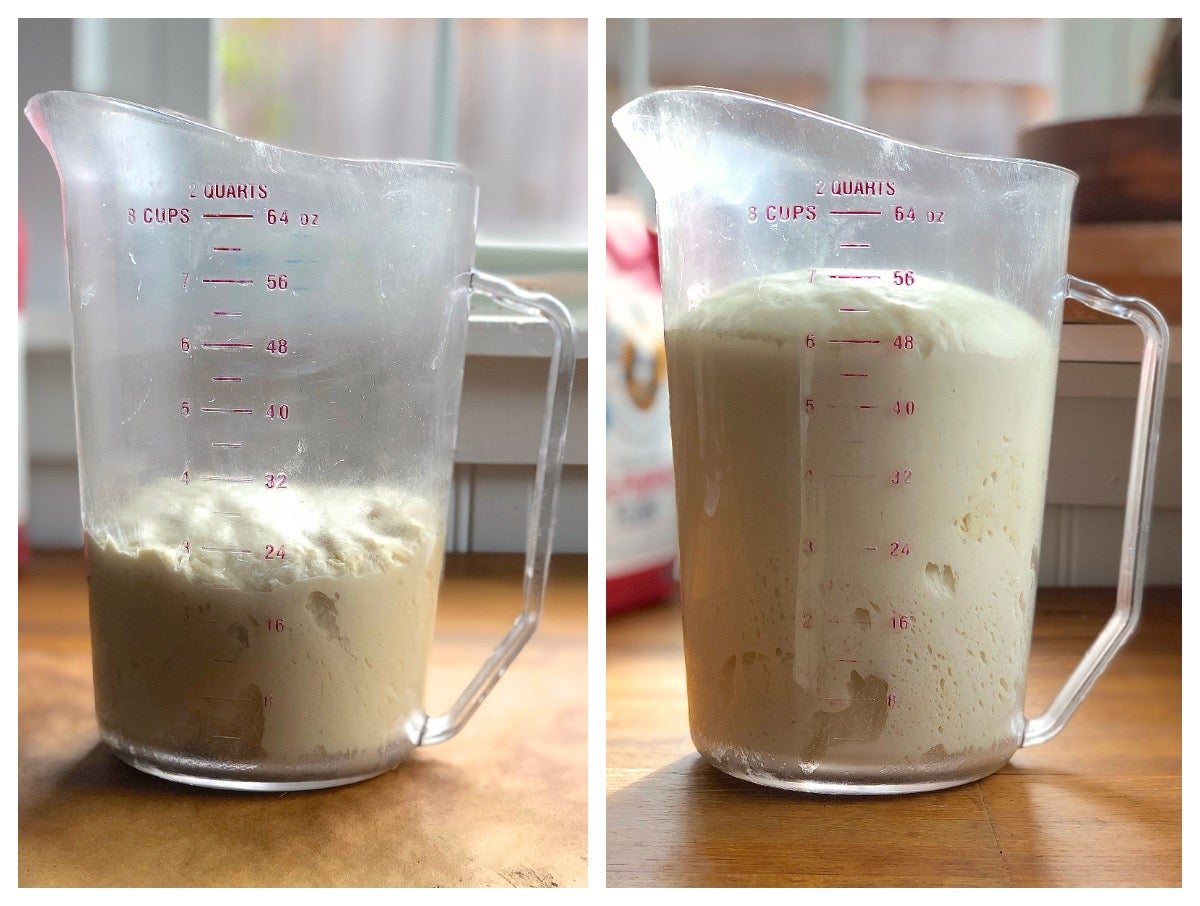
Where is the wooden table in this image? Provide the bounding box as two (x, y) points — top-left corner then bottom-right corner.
(18, 551), (587, 888)
(607, 587), (1181, 887)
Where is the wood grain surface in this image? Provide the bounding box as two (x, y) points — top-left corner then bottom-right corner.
(1064, 222), (1181, 325)
(607, 586), (1181, 888)
(18, 551), (587, 888)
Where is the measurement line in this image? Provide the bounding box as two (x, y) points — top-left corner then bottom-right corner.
(828, 338), (881, 344)
(203, 213), (254, 220)
(211, 442), (243, 449)
(211, 246), (242, 252)
(199, 407), (254, 414)
(211, 376), (242, 382)
(212, 311), (243, 317)
(202, 278), (254, 285)
(215, 512), (241, 518)
(830, 474), (876, 479)
(203, 696), (253, 703)
(839, 308), (870, 312)
(836, 658), (859, 663)
(829, 210), (882, 216)
(201, 546), (253, 555)
(839, 242), (871, 248)
(211, 735), (241, 740)
(840, 372), (869, 377)
(201, 342), (254, 349)
(200, 477), (254, 485)
(829, 274), (881, 280)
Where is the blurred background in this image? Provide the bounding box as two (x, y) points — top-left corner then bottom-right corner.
(605, 17), (1181, 601)
(18, 17), (588, 557)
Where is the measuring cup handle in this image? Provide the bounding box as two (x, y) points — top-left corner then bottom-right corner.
(1021, 276), (1169, 747)
(418, 270), (577, 746)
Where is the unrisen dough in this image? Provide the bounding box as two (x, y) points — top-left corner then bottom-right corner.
(86, 481), (444, 784)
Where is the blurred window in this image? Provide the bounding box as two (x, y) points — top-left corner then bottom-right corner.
(214, 18), (587, 249)
(608, 18), (1165, 198)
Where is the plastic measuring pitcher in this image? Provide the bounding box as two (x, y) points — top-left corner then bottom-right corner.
(613, 87), (1168, 794)
(26, 91), (576, 791)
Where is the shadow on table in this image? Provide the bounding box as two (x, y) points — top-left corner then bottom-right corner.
(18, 742), (482, 886)
(606, 754), (1014, 888)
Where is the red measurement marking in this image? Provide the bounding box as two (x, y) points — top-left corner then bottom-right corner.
(203, 214), (254, 220)
(201, 342), (254, 349)
(828, 339), (881, 344)
(202, 278), (254, 285)
(212, 376), (242, 382)
(829, 274), (881, 280)
(839, 242), (871, 248)
(211, 247), (242, 252)
(829, 210), (882, 216)
(199, 407), (254, 414)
